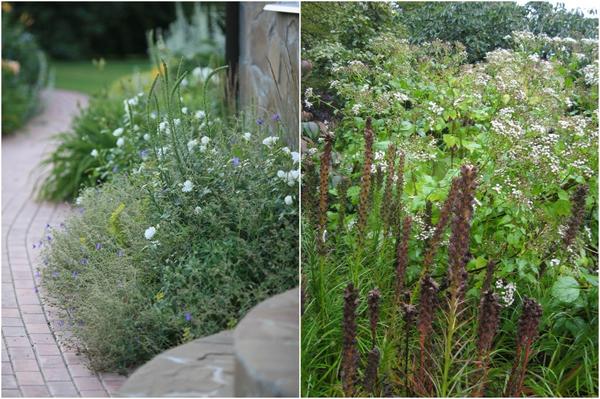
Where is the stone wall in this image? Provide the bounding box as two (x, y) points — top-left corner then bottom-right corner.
(238, 3), (299, 148)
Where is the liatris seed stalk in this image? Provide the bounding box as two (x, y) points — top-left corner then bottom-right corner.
(448, 165), (477, 306)
(358, 118), (374, 244)
(301, 155), (319, 226)
(395, 216), (412, 302)
(563, 184), (588, 248)
(473, 290), (501, 397)
(481, 260), (497, 294)
(394, 151), (406, 235)
(505, 297), (543, 397)
(367, 288), (381, 347)
(381, 144), (396, 234)
(363, 347), (380, 395)
(415, 275), (439, 396)
(423, 177), (460, 271)
(342, 283), (359, 397)
(337, 177), (349, 235)
(318, 129), (334, 253)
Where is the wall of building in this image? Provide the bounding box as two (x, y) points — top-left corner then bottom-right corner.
(238, 2), (299, 148)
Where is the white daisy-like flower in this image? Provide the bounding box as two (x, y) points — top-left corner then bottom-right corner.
(116, 138), (125, 147)
(174, 119), (181, 127)
(284, 195), (293, 205)
(194, 206), (202, 215)
(195, 110), (206, 119)
(262, 136), (279, 147)
(291, 152), (300, 164)
(127, 97), (138, 106)
(277, 170), (286, 179)
(243, 132), (252, 140)
(182, 180), (194, 193)
(90, 149), (98, 157)
(187, 139), (198, 151)
(143, 133), (151, 141)
(182, 107), (188, 114)
(113, 128), (124, 137)
(159, 121), (169, 132)
(150, 112), (157, 120)
(200, 136), (210, 145)
(550, 259), (561, 267)
(282, 147), (291, 154)
(75, 196), (83, 205)
(144, 226), (156, 240)
(199, 145), (207, 153)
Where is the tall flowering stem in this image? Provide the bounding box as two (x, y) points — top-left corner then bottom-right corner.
(301, 155), (319, 226)
(342, 283), (359, 397)
(380, 144), (396, 234)
(473, 290), (501, 397)
(448, 165), (477, 306)
(367, 288), (381, 347)
(422, 177), (460, 272)
(357, 118), (374, 245)
(414, 275), (439, 396)
(393, 151), (406, 235)
(481, 260), (497, 294)
(317, 129), (334, 253)
(363, 347), (380, 395)
(563, 184), (588, 248)
(505, 297), (542, 397)
(337, 177), (349, 236)
(395, 216), (413, 303)
(401, 303), (417, 397)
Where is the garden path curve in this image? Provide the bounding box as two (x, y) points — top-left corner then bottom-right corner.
(2, 90), (127, 397)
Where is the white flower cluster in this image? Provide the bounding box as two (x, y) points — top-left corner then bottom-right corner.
(581, 63), (598, 86)
(262, 136), (279, 148)
(427, 101), (444, 116)
(277, 169), (300, 186)
(351, 103), (362, 115)
(495, 279), (516, 306)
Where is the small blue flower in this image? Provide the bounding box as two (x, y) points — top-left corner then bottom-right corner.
(139, 149), (150, 159)
(72, 271), (79, 278)
(80, 258), (88, 265)
(95, 243), (102, 251)
(256, 118), (264, 126)
(47, 235), (52, 241)
(271, 113), (280, 121)
(52, 271), (59, 278)
(184, 312), (192, 322)
(45, 224), (51, 230)
(232, 157), (240, 167)
(35, 271), (41, 278)
(32, 244), (36, 249)
(117, 249), (124, 257)
(34, 287), (38, 293)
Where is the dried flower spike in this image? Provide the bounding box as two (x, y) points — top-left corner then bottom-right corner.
(415, 275), (439, 395)
(367, 288), (381, 347)
(395, 216), (412, 302)
(357, 118), (374, 244)
(342, 283), (359, 397)
(563, 184), (588, 248)
(363, 347), (380, 395)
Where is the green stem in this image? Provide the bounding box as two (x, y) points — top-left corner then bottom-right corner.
(440, 297), (458, 397)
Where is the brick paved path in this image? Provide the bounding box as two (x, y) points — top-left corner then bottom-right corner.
(2, 90), (127, 397)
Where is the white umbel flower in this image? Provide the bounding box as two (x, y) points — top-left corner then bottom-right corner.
(113, 128), (124, 137)
(187, 139), (198, 151)
(195, 110), (206, 119)
(243, 132), (252, 141)
(182, 180), (194, 193)
(144, 226), (156, 240)
(262, 136), (279, 147)
(284, 195), (293, 205)
(291, 151), (300, 164)
(200, 136), (210, 145)
(90, 149), (98, 157)
(116, 138), (125, 147)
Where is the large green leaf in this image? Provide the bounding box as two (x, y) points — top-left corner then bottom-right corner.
(551, 276), (580, 303)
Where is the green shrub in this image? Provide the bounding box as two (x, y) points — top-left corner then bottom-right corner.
(1, 6), (46, 134)
(40, 67), (299, 371)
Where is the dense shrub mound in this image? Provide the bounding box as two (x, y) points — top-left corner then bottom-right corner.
(40, 69), (299, 371)
(1, 4), (46, 134)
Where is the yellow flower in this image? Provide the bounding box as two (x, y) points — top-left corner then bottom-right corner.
(155, 291), (165, 301)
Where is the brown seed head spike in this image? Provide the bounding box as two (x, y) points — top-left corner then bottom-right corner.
(563, 184), (588, 248)
(415, 275), (439, 394)
(395, 216), (413, 302)
(363, 347), (380, 395)
(317, 126), (334, 252)
(448, 165), (478, 305)
(423, 176), (460, 271)
(367, 288), (381, 347)
(505, 297), (543, 397)
(358, 118), (374, 244)
(476, 290), (501, 356)
(381, 144), (396, 233)
(342, 283), (359, 397)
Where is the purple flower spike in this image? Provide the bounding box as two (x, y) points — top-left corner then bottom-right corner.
(271, 113), (281, 121)
(232, 157), (240, 167)
(256, 118), (264, 126)
(185, 312), (192, 322)
(95, 243), (102, 250)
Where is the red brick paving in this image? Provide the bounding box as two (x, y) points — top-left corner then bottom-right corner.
(2, 90), (128, 396)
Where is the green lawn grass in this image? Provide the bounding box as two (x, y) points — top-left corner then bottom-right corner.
(50, 58), (151, 95)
